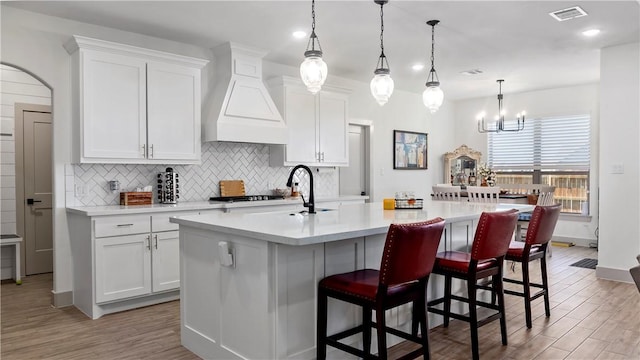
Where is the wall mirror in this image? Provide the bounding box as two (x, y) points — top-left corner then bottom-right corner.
(443, 145), (482, 187)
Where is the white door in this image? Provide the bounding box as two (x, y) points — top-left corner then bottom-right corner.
(318, 91), (348, 165)
(81, 50), (147, 160)
(151, 230), (180, 292)
(147, 62), (200, 161)
(95, 233), (151, 303)
(340, 125), (366, 196)
(21, 106), (53, 275)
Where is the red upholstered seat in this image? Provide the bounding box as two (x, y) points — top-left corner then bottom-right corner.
(318, 269), (419, 301)
(434, 251), (497, 273)
(317, 218), (445, 360)
(506, 241), (542, 259)
(504, 204), (561, 328)
(427, 209), (519, 360)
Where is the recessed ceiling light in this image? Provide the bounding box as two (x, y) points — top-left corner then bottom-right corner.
(582, 29), (601, 37)
(292, 31), (307, 39)
(412, 64), (425, 71)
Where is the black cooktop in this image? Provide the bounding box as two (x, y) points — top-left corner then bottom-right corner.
(209, 195), (285, 203)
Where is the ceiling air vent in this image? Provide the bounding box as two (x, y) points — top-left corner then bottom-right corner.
(461, 69), (483, 76)
(549, 6), (588, 22)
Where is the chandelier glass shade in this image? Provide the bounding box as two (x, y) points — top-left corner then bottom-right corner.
(477, 79), (526, 133)
(423, 20), (443, 113)
(300, 0), (327, 94)
(370, 0), (394, 106)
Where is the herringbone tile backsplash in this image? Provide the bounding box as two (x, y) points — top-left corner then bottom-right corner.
(72, 142), (339, 206)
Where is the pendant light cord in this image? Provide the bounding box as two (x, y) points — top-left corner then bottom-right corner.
(430, 23), (435, 71)
(379, 2), (385, 56)
(311, 0), (316, 34)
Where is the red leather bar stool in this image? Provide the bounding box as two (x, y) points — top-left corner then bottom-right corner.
(427, 209), (519, 360)
(504, 204), (561, 328)
(317, 218), (445, 360)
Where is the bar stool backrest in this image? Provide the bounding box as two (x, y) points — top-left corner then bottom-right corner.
(471, 209), (519, 261)
(525, 204), (561, 246)
(379, 218), (445, 287)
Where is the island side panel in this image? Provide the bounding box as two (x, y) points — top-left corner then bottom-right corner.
(180, 226), (274, 359)
(274, 242), (324, 360)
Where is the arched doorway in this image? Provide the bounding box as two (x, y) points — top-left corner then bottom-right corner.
(0, 62), (53, 280)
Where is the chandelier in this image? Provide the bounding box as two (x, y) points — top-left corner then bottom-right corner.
(423, 20), (444, 113)
(370, 0), (394, 106)
(477, 80), (525, 133)
(300, 0), (328, 94)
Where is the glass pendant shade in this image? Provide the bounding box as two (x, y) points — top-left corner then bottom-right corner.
(300, 54), (327, 94)
(423, 82), (444, 113)
(370, 70), (394, 106)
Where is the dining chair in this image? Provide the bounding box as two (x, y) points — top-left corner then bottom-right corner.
(467, 186), (501, 204)
(426, 209), (519, 360)
(317, 218), (445, 360)
(432, 185), (462, 201)
(504, 204), (561, 328)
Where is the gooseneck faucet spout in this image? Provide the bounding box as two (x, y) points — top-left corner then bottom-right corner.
(286, 165), (315, 214)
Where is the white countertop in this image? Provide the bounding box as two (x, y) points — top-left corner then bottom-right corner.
(170, 201), (535, 246)
(65, 195), (368, 216)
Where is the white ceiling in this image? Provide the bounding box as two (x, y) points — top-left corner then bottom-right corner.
(5, 0), (639, 100)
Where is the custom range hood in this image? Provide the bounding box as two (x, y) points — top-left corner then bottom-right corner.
(204, 42), (286, 144)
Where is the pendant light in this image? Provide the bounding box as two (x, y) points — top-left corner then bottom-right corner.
(300, 0), (327, 94)
(423, 20), (444, 113)
(477, 79), (526, 133)
(370, 0), (394, 106)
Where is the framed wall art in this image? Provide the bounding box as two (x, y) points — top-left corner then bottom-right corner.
(393, 130), (428, 169)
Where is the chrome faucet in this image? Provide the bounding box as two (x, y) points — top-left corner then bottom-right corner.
(286, 165), (315, 214)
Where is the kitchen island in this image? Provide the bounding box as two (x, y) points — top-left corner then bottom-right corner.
(171, 201), (534, 360)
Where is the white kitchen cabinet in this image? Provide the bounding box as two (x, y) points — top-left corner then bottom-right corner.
(68, 209), (200, 319)
(65, 35), (207, 164)
(95, 233), (152, 303)
(268, 76), (350, 167)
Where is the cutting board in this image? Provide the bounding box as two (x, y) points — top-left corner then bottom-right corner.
(220, 180), (246, 197)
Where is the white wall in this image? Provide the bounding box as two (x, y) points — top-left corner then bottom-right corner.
(597, 42), (640, 282)
(453, 83), (600, 244)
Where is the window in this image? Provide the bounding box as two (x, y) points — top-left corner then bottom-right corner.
(488, 114), (591, 214)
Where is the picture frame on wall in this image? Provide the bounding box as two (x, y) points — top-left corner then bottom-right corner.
(393, 130), (428, 169)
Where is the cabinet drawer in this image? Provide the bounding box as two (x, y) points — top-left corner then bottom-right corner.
(151, 212), (199, 232)
(94, 216), (150, 238)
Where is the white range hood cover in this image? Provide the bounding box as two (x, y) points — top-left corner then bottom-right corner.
(204, 42), (286, 144)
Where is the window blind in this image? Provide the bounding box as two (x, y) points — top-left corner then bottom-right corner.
(488, 115), (590, 171)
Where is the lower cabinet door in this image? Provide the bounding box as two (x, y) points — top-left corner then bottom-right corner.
(151, 231), (180, 292)
(95, 234), (152, 303)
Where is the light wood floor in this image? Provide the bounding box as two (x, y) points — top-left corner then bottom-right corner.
(1, 246), (638, 359)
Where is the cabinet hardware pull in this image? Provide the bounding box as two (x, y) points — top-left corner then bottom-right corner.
(142, 144), (146, 157)
(116, 224), (134, 227)
(321, 152), (325, 161)
(146, 235), (151, 250)
(154, 234), (158, 249)
(150, 144), (154, 158)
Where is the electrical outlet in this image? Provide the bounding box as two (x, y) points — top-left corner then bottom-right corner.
(75, 184), (87, 197)
(611, 163), (624, 174)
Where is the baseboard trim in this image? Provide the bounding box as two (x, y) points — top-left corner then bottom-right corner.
(552, 235), (597, 248)
(595, 266), (633, 283)
(51, 290), (73, 308)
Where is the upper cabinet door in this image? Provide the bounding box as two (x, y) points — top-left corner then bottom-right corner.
(147, 62), (201, 162)
(318, 91), (349, 166)
(81, 50), (147, 160)
(284, 86), (318, 164)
